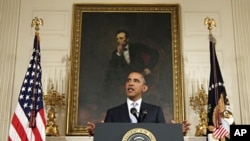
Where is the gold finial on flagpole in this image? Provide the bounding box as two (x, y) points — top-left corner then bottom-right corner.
(31, 17), (43, 41)
(31, 17), (43, 34)
(204, 17), (216, 42)
(204, 17), (216, 35)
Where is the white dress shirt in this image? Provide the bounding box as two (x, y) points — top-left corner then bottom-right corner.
(127, 98), (142, 123)
(123, 45), (130, 64)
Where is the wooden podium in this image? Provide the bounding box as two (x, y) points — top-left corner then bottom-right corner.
(94, 123), (184, 141)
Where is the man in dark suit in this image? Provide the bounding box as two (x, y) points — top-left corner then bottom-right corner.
(104, 101), (165, 123)
(105, 29), (159, 83)
(103, 29), (160, 106)
(87, 71), (190, 135)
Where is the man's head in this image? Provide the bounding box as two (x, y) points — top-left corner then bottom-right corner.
(125, 71), (148, 101)
(116, 29), (130, 47)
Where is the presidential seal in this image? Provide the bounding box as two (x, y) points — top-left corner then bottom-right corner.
(122, 128), (156, 141)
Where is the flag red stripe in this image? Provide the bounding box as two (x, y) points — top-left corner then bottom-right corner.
(9, 95), (46, 141)
(10, 113), (29, 141)
(213, 125), (229, 138)
(39, 108), (46, 126)
(32, 110), (46, 141)
(32, 127), (42, 141)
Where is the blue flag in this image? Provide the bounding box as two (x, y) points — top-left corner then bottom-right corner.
(207, 35), (234, 141)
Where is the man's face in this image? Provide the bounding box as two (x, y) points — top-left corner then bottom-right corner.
(116, 32), (129, 46)
(125, 72), (148, 101)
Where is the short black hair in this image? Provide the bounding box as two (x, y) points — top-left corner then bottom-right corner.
(127, 71), (148, 85)
(116, 29), (130, 38)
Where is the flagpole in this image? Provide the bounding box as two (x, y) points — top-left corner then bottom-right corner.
(205, 17), (221, 129)
(29, 17), (43, 127)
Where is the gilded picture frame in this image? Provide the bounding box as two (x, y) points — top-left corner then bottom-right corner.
(66, 3), (184, 135)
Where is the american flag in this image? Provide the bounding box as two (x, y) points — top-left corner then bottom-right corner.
(206, 35), (234, 141)
(8, 34), (46, 141)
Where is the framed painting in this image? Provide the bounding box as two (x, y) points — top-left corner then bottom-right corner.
(66, 3), (184, 135)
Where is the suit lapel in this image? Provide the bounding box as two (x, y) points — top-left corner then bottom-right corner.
(140, 102), (149, 122)
(140, 101), (147, 111)
(119, 103), (131, 122)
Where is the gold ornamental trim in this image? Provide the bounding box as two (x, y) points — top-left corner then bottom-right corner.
(122, 128), (156, 141)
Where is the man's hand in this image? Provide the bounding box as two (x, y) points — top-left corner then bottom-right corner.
(117, 44), (124, 54)
(171, 120), (191, 136)
(143, 68), (151, 75)
(181, 120), (191, 135)
(85, 122), (95, 136)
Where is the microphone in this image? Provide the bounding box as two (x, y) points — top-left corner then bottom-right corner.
(139, 109), (147, 123)
(130, 108), (139, 122)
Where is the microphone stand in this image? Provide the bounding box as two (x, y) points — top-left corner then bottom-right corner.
(139, 109), (147, 123)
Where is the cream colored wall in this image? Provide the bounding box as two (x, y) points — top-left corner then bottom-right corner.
(231, 0), (250, 124)
(0, 0), (21, 140)
(2, 0), (249, 140)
